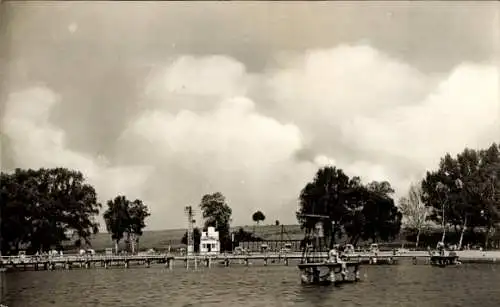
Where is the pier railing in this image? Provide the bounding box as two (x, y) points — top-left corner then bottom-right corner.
(0, 251), (415, 265)
(2, 250), (499, 266)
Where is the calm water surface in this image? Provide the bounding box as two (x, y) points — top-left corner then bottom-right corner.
(1, 263), (499, 307)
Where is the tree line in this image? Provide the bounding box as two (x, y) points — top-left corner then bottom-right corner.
(400, 143), (500, 249)
(2, 142), (498, 255)
(0, 167), (263, 255)
(298, 142), (500, 250)
(0, 167), (150, 255)
(297, 167), (402, 249)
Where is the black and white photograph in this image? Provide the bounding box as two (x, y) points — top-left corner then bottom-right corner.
(0, 1), (499, 307)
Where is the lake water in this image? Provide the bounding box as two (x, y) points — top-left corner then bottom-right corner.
(2, 262), (500, 307)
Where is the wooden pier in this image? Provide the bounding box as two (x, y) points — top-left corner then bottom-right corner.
(0, 252), (402, 272)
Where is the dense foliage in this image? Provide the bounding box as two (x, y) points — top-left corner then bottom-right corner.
(181, 227), (202, 253)
(3, 143), (498, 255)
(103, 195), (150, 253)
(297, 166), (402, 249)
(421, 143), (500, 249)
(1, 168), (101, 255)
(252, 210), (266, 225)
(199, 192), (233, 251)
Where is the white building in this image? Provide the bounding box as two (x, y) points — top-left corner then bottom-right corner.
(199, 227), (221, 255)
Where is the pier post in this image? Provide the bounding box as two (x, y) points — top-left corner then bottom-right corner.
(224, 258), (229, 267)
(43, 263), (48, 270)
(184, 258), (188, 269)
(165, 258), (173, 270)
(264, 257), (268, 266)
(329, 268), (336, 283)
(64, 262), (71, 270)
(49, 262), (55, 271)
(341, 264), (347, 281)
(145, 260), (150, 268)
(194, 257), (198, 270)
(354, 266), (360, 281)
(244, 258), (249, 266)
(85, 261), (90, 269)
(412, 257), (417, 265)
(104, 261), (108, 269)
(124, 260), (129, 269)
(284, 257), (289, 266)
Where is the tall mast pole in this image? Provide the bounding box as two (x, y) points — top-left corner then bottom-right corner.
(185, 206), (194, 256)
(280, 224), (284, 249)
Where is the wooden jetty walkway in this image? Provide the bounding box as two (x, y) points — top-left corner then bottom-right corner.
(0, 252), (405, 272)
(2, 250), (497, 272)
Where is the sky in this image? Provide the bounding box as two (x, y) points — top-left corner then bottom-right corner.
(1, 2), (499, 230)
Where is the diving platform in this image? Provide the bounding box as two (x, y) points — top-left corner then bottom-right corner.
(429, 254), (460, 267)
(298, 261), (361, 285)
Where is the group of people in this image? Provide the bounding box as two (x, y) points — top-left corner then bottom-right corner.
(300, 246), (349, 284)
(326, 246), (349, 263)
(326, 247), (348, 277)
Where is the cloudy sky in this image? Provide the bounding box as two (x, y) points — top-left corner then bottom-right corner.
(1, 2), (499, 230)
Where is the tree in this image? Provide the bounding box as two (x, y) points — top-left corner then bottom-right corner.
(371, 181), (402, 242)
(297, 166), (402, 248)
(1, 168), (101, 255)
(344, 181), (402, 244)
(297, 166), (354, 249)
(103, 196), (129, 253)
(275, 220), (280, 226)
(477, 144), (500, 248)
(252, 210), (266, 234)
(252, 211), (266, 225)
(421, 143), (500, 248)
(199, 192), (232, 251)
(399, 183), (430, 248)
(103, 195), (150, 253)
(127, 199), (151, 253)
(181, 228), (202, 253)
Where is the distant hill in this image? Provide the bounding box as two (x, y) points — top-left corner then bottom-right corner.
(66, 223), (500, 252)
(87, 224), (304, 252)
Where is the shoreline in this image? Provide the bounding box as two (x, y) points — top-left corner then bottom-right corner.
(2, 250), (500, 273)
(399, 250), (500, 259)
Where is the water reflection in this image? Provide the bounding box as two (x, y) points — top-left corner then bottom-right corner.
(3, 263), (500, 307)
(0, 270), (6, 305)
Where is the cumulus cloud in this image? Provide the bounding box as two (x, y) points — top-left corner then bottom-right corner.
(2, 44), (499, 229)
(1, 86), (153, 206)
(265, 45), (499, 196)
(341, 63), (499, 165)
(119, 95), (315, 226)
(142, 55), (256, 114)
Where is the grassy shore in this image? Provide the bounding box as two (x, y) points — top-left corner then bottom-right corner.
(87, 224), (305, 251)
(86, 224), (418, 252)
(85, 224), (499, 252)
